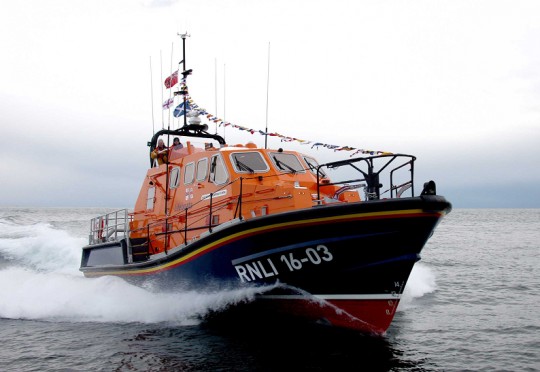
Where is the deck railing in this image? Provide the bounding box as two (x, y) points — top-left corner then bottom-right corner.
(89, 209), (131, 245)
(128, 176), (246, 261)
(119, 154), (417, 263)
(316, 154), (417, 202)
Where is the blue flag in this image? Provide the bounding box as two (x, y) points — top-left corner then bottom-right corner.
(173, 101), (192, 117)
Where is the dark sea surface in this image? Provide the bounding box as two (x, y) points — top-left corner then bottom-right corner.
(0, 207), (538, 371)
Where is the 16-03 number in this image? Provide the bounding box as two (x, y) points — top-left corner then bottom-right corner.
(280, 245), (333, 272)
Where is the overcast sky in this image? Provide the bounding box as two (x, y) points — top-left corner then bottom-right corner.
(0, 0), (539, 208)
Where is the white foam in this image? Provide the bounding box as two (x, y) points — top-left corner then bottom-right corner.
(397, 263), (437, 311)
(0, 221), (84, 275)
(0, 217), (436, 322)
(0, 267), (268, 323)
(0, 220), (271, 324)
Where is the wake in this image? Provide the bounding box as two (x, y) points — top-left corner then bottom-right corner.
(0, 218), (437, 323)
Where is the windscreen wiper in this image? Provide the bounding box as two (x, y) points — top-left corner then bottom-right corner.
(273, 157), (296, 174)
(236, 159), (255, 174)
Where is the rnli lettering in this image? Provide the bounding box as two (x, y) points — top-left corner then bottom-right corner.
(234, 258), (279, 282)
(233, 245), (333, 282)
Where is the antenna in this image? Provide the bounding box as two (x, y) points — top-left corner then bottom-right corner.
(223, 63), (226, 142)
(168, 43), (173, 129)
(149, 56), (155, 135)
(160, 50), (164, 129)
(265, 42), (271, 149)
(215, 58), (218, 134)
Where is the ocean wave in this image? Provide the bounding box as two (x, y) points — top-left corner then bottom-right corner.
(0, 221), (85, 274)
(0, 213), (438, 324)
(397, 263), (437, 311)
(0, 267), (269, 324)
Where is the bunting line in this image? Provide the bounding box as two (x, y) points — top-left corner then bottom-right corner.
(167, 74), (392, 156)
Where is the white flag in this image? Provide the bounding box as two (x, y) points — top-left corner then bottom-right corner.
(162, 97), (174, 110)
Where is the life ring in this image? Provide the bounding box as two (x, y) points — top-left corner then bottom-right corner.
(95, 220), (104, 240)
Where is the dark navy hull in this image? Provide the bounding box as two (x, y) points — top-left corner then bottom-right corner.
(81, 195), (451, 333)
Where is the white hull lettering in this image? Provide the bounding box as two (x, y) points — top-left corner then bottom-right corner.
(280, 245), (333, 272)
(201, 190), (227, 201)
(234, 258), (278, 282)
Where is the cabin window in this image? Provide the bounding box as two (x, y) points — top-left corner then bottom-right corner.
(169, 167), (181, 189)
(146, 187), (155, 210)
(196, 158), (209, 181)
(209, 154), (229, 185)
(230, 152), (270, 174)
(302, 156), (327, 178)
(184, 162), (195, 185)
(269, 152), (306, 174)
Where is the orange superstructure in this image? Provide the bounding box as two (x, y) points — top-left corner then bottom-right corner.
(128, 140), (361, 260)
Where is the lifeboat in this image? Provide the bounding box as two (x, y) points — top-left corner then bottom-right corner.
(79, 40), (451, 334)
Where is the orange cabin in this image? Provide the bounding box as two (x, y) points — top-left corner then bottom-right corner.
(128, 141), (361, 260)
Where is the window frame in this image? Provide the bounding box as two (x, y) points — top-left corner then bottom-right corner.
(196, 158), (209, 182)
(209, 154), (230, 186)
(146, 187), (155, 210)
(169, 166), (181, 189)
(229, 151), (270, 174)
(183, 162), (195, 186)
(268, 152), (306, 174)
(302, 156), (327, 178)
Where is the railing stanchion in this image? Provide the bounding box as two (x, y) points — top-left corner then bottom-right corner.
(184, 208), (188, 246)
(89, 218), (93, 245)
(411, 160), (415, 197)
(317, 166), (320, 202)
(164, 218), (168, 254)
(147, 223), (151, 255)
(209, 193), (213, 233)
(390, 169), (394, 198)
(239, 177), (243, 220)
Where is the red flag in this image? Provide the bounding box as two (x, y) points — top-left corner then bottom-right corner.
(164, 71), (178, 89)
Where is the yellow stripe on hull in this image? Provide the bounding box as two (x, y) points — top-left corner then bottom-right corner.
(85, 209), (443, 277)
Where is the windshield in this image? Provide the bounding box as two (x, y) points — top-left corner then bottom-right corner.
(303, 156), (327, 178)
(269, 152), (306, 173)
(209, 155), (229, 185)
(230, 152), (269, 174)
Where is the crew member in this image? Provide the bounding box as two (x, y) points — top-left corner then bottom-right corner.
(151, 139), (169, 166)
(173, 137), (183, 149)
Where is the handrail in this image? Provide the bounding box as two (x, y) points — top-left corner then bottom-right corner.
(390, 160), (415, 198)
(316, 154), (416, 202)
(129, 176), (245, 259)
(130, 158), (356, 258)
(89, 209), (131, 246)
(125, 154), (417, 261)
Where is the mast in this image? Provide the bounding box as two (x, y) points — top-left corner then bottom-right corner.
(179, 32), (190, 128)
(165, 43), (174, 217)
(265, 42), (270, 149)
(165, 32), (190, 218)
(215, 58), (218, 134)
(223, 63), (226, 142)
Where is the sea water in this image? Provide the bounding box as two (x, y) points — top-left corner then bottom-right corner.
(0, 207), (538, 371)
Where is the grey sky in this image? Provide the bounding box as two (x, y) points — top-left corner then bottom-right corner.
(0, 0), (539, 207)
